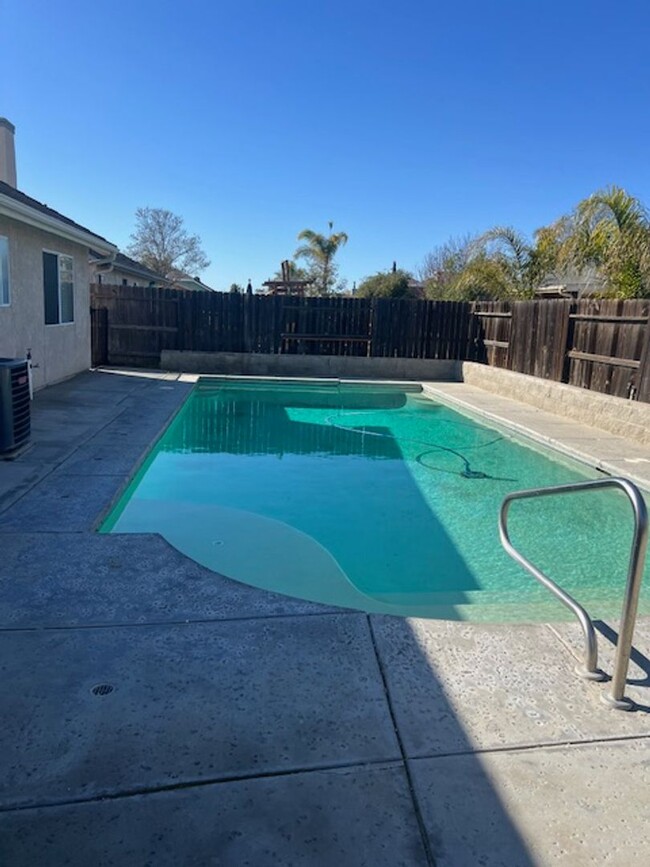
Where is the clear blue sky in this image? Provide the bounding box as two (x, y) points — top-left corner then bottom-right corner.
(3, 0), (650, 290)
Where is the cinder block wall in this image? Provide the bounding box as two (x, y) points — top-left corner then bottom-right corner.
(462, 362), (650, 445)
(162, 350), (463, 381)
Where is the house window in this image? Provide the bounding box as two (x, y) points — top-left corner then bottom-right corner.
(43, 251), (74, 324)
(0, 236), (9, 306)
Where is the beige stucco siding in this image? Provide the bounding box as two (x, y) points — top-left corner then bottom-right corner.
(95, 267), (148, 287)
(0, 215), (91, 390)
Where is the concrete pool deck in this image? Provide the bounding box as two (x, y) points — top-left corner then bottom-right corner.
(0, 368), (649, 866)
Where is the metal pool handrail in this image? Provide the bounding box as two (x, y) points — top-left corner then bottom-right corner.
(498, 477), (648, 710)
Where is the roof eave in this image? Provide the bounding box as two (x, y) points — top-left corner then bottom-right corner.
(0, 193), (117, 255)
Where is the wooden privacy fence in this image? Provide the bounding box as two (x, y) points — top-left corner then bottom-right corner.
(475, 298), (650, 402)
(90, 285), (481, 366)
(90, 285), (650, 402)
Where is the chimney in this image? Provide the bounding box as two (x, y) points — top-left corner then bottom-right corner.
(0, 118), (17, 187)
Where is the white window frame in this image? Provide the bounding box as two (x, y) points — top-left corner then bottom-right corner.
(0, 235), (9, 307)
(43, 249), (75, 325)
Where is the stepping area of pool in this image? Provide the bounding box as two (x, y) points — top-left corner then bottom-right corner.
(0, 368), (649, 866)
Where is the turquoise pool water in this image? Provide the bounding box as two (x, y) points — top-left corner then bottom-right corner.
(101, 378), (650, 621)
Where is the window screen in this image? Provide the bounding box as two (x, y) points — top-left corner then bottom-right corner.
(59, 255), (74, 322)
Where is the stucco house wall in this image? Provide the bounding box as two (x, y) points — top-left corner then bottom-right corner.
(0, 118), (116, 391)
(0, 215), (92, 390)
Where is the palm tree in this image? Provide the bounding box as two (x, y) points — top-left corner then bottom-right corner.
(422, 187), (650, 301)
(294, 222), (349, 295)
(481, 226), (539, 296)
(546, 186), (650, 297)
(453, 227), (540, 299)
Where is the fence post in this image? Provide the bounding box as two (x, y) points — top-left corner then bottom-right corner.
(636, 320), (650, 402)
(174, 290), (185, 352)
(467, 302), (483, 362)
(561, 299), (577, 385)
(369, 299), (377, 356)
(243, 291), (251, 353)
(273, 295), (284, 354)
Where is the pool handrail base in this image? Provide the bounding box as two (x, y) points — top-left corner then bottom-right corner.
(498, 477), (648, 710)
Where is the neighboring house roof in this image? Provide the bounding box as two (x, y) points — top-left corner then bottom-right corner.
(0, 179), (116, 254)
(174, 275), (215, 292)
(90, 250), (169, 284)
(533, 285), (576, 299)
(537, 265), (607, 298)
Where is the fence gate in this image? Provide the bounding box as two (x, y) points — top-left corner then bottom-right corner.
(90, 308), (108, 367)
(91, 285), (181, 367)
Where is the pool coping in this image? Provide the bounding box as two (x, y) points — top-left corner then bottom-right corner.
(421, 380), (650, 493)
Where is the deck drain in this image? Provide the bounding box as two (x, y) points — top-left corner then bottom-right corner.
(91, 683), (115, 696)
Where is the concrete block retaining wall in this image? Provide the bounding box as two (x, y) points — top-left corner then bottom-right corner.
(161, 350), (462, 382)
(462, 362), (650, 446)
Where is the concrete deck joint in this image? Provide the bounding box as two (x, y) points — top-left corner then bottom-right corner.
(0, 607), (356, 634)
(0, 757), (406, 815)
(366, 615), (437, 867)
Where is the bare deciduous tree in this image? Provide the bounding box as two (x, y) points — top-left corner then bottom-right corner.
(419, 234), (478, 298)
(127, 207), (210, 280)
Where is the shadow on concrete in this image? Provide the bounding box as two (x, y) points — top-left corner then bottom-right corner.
(595, 620), (650, 713)
(372, 616), (536, 865)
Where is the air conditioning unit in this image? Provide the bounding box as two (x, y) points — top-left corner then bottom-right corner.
(0, 358), (31, 455)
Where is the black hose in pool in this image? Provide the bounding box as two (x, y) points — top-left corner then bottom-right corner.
(325, 412), (517, 482)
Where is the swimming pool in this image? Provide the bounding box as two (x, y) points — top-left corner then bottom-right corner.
(101, 378), (650, 621)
